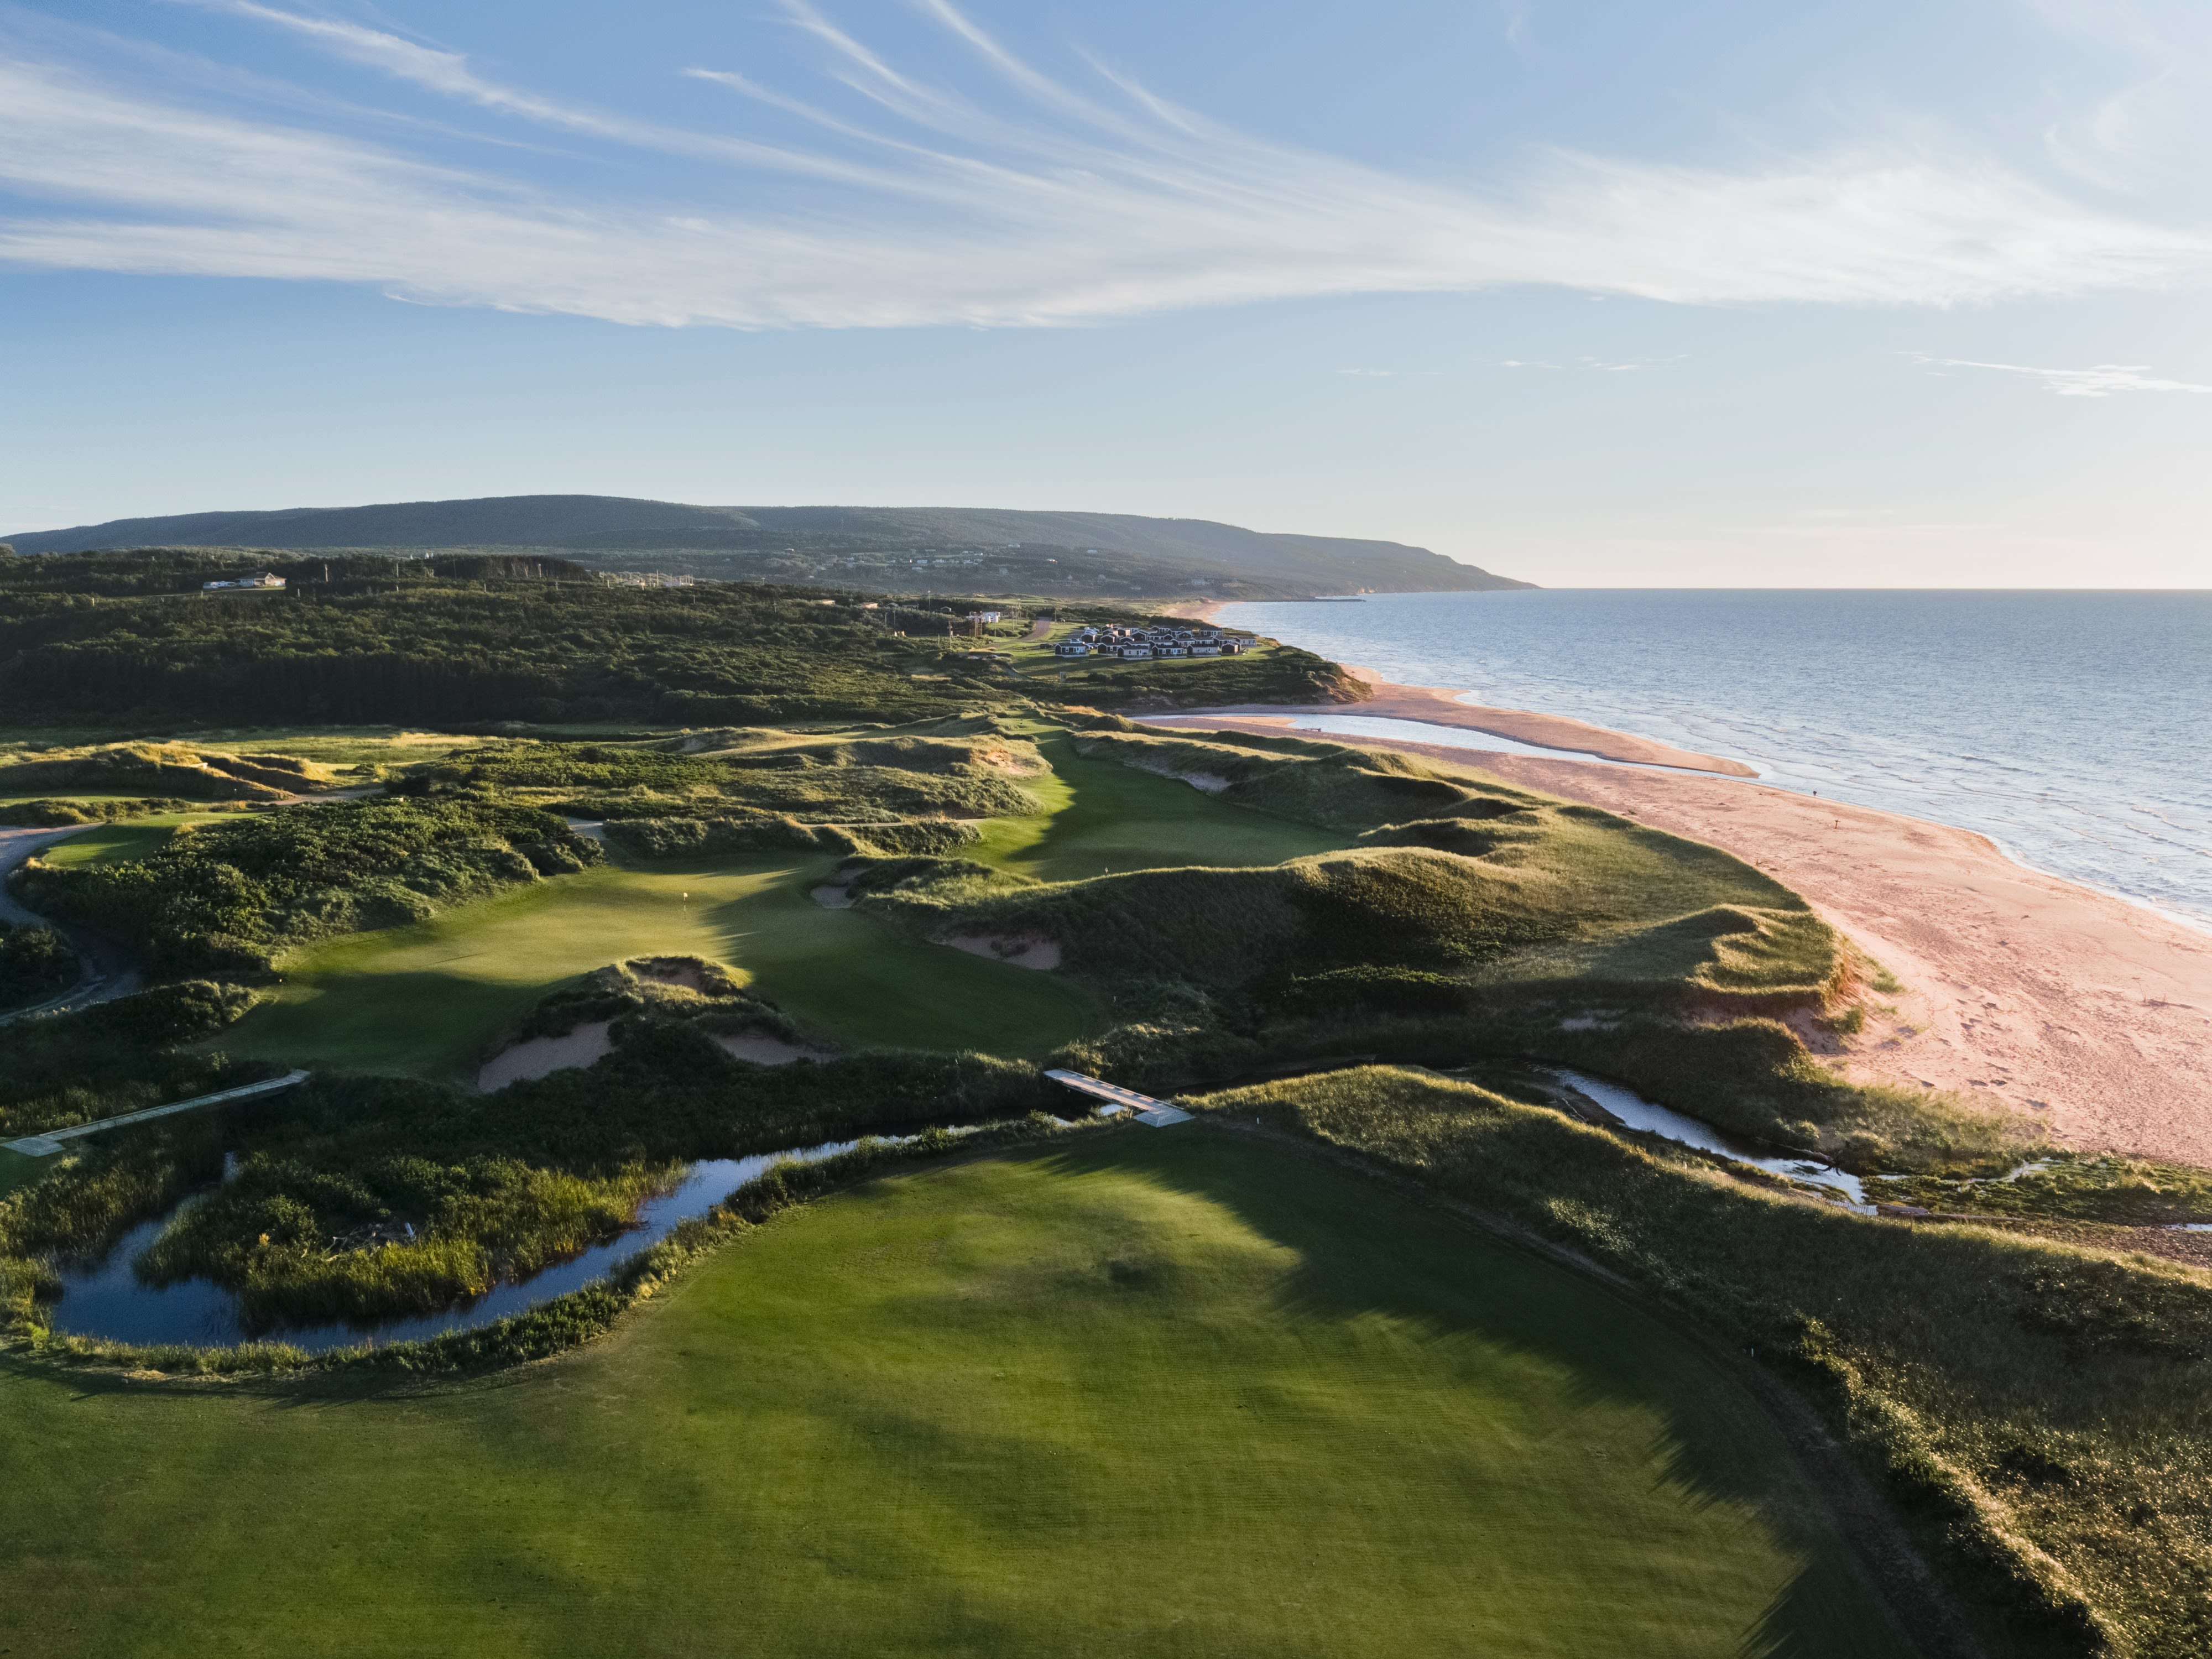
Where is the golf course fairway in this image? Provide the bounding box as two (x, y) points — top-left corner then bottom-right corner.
(0, 1130), (1909, 1657)
(220, 850), (1105, 1075)
(214, 733), (1350, 1078)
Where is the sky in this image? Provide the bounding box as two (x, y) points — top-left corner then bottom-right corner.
(3, 1), (2209, 586)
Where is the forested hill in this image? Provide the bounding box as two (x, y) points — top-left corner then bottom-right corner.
(0, 551), (1359, 729)
(2, 495), (1531, 599)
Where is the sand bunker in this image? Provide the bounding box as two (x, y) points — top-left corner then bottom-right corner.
(947, 932), (1062, 971)
(812, 884), (854, 910)
(480, 1019), (820, 1088)
(713, 1034), (821, 1065)
(478, 1021), (612, 1092)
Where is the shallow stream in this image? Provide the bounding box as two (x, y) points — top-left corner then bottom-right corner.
(45, 1138), (873, 1354)
(1546, 1068), (1870, 1208)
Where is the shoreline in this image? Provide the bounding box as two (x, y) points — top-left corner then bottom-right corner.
(1155, 666), (1757, 776)
(1145, 704), (2212, 1166)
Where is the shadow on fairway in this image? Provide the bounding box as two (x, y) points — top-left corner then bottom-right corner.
(862, 1129), (1918, 1659)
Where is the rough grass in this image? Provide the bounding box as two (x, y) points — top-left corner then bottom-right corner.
(1191, 1065), (2212, 1658)
(0, 741), (341, 801)
(1871, 1154), (2212, 1226)
(20, 797), (603, 977)
(0, 1130), (1910, 1659)
(0, 981), (262, 1139)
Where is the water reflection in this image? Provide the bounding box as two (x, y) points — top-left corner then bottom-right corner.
(1547, 1068), (1870, 1208)
(46, 1139), (872, 1354)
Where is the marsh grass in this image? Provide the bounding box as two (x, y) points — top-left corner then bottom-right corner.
(0, 980), (260, 1138)
(0, 1040), (1061, 1337)
(1872, 1154), (2212, 1226)
(30, 1113), (1091, 1378)
(1192, 1065), (2212, 1658)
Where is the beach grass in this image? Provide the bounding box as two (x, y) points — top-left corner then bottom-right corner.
(218, 848), (1104, 1077)
(0, 1130), (1907, 1659)
(1194, 1065), (2212, 1656)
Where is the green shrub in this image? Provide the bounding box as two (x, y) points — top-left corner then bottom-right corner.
(0, 919), (79, 1010)
(19, 797), (602, 975)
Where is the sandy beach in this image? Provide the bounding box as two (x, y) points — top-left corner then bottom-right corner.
(1146, 706), (2212, 1166)
(1154, 662), (1757, 776)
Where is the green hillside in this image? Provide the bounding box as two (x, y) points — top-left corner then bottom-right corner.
(2, 495), (1532, 599)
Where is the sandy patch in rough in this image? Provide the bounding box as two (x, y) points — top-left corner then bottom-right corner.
(1187, 718), (2212, 1165)
(947, 932), (1063, 971)
(1131, 762), (1231, 795)
(713, 1034), (822, 1065)
(1154, 666), (1754, 776)
(562, 818), (607, 842)
(478, 1021), (612, 1092)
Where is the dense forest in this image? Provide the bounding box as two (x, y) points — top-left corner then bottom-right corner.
(0, 551), (1355, 728)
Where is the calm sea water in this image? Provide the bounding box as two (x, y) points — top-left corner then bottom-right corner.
(1218, 591), (2212, 930)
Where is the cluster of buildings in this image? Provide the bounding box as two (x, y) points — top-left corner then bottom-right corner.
(1055, 623), (1248, 660)
(200, 572), (286, 592)
(601, 571), (696, 588)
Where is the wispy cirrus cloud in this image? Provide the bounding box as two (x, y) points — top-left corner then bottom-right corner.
(0, 2), (2208, 330)
(1911, 354), (2212, 395)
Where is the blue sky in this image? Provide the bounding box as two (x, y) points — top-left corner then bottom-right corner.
(3, 1), (2208, 585)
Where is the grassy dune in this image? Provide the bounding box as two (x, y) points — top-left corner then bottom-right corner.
(906, 727), (1838, 1009)
(1197, 1066), (2212, 1656)
(0, 1131), (1908, 1658)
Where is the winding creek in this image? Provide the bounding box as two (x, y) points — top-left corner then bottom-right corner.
(45, 1138), (880, 1354)
(1546, 1067), (1872, 1208)
(43, 1056), (2114, 1353)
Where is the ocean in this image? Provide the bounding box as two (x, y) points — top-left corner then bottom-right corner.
(1216, 589), (2212, 930)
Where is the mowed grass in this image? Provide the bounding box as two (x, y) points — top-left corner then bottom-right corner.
(31, 814), (225, 868)
(0, 1131), (1907, 1658)
(220, 849), (1104, 1077)
(970, 731), (1348, 881)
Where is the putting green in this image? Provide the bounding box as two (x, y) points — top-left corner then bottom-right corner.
(222, 852), (1103, 1077)
(0, 1131), (1907, 1657)
(31, 815), (224, 868)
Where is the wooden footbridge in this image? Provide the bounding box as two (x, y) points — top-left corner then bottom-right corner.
(1044, 1069), (1193, 1126)
(4, 1070), (312, 1157)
